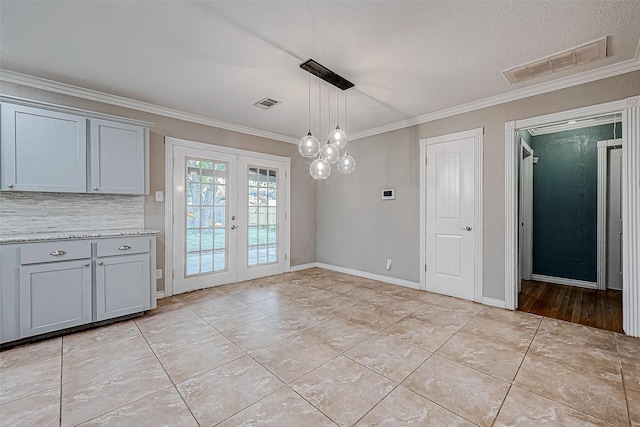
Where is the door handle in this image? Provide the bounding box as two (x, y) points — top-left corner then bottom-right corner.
(460, 226), (472, 231)
(231, 215), (236, 220)
(231, 225), (237, 230)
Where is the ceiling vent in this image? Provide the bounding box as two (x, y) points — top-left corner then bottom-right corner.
(253, 97), (281, 110)
(503, 37), (607, 84)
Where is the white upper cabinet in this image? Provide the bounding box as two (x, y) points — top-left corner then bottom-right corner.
(0, 101), (150, 195)
(89, 119), (145, 194)
(1, 103), (87, 193)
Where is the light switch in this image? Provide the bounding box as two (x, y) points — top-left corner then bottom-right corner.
(155, 191), (164, 202)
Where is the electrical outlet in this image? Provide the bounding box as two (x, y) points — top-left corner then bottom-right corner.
(155, 191), (164, 202)
(386, 258), (392, 270)
(155, 269), (163, 279)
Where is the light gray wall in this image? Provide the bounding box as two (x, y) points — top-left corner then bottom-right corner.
(0, 82), (317, 292)
(317, 70), (640, 301)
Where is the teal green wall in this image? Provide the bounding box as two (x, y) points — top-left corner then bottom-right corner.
(530, 123), (621, 282)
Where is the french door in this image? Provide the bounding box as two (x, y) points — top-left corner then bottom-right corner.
(170, 143), (289, 295)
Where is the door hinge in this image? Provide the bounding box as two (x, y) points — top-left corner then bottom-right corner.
(285, 212), (288, 219)
(172, 270), (175, 279)
(425, 264), (427, 272)
(285, 254), (288, 260)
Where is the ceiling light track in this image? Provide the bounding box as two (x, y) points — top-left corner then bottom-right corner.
(300, 59), (354, 91)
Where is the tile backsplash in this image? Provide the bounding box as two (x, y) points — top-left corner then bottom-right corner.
(0, 192), (144, 234)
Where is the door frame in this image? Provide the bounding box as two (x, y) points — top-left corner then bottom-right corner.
(164, 136), (291, 297)
(419, 127), (484, 304)
(519, 138), (534, 282)
(597, 138), (623, 291)
(504, 95), (640, 337)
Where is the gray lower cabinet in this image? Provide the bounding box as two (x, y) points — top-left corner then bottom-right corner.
(95, 254), (150, 321)
(20, 259), (92, 337)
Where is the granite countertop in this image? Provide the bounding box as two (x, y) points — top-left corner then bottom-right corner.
(0, 228), (161, 244)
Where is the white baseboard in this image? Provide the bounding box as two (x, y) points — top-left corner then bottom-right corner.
(156, 291), (166, 299)
(482, 297), (506, 308)
(289, 262), (320, 272)
(531, 274), (597, 290)
(314, 262), (421, 290)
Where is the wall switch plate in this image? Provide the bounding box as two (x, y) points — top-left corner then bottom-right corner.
(386, 258), (392, 270)
(155, 191), (164, 202)
(155, 269), (162, 279)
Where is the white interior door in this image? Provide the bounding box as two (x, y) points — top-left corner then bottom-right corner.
(173, 146), (238, 294)
(519, 139), (534, 283)
(426, 136), (476, 301)
(607, 146), (623, 290)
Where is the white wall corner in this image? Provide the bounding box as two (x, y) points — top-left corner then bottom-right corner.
(482, 297), (506, 309)
(504, 121), (518, 310)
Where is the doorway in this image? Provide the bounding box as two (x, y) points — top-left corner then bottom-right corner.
(164, 137), (290, 296)
(419, 128), (483, 303)
(504, 95), (640, 337)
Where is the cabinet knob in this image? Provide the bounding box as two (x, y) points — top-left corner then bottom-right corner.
(118, 245), (132, 250)
(94, 187), (99, 191)
(50, 250), (67, 256)
(7, 184), (13, 188)
(98, 261), (104, 265)
(84, 262), (90, 267)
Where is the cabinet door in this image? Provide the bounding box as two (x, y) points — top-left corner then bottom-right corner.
(1, 103), (87, 192)
(89, 119), (145, 194)
(20, 259), (92, 337)
(95, 254), (150, 321)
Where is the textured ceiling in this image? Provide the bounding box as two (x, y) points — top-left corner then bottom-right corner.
(1, 1), (639, 142)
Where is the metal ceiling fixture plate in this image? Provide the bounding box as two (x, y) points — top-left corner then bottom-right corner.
(300, 59), (355, 91)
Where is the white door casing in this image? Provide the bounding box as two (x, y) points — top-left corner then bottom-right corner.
(504, 96), (640, 337)
(420, 128), (483, 303)
(164, 137), (290, 297)
(519, 139), (534, 282)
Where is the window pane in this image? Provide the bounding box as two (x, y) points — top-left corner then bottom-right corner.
(187, 252), (200, 275)
(214, 207), (225, 227)
(248, 246), (258, 266)
(248, 226), (258, 245)
(248, 187), (258, 207)
(258, 245), (268, 263)
(201, 230), (213, 251)
(268, 226), (277, 243)
(214, 249), (226, 271)
(259, 226), (268, 244)
(187, 183), (200, 205)
(268, 243), (277, 263)
(187, 207), (199, 228)
(187, 229), (200, 251)
(201, 207), (213, 228)
(201, 251), (213, 273)
(248, 207), (258, 226)
(259, 188), (267, 206)
(214, 185), (225, 206)
(258, 207), (267, 225)
(248, 168), (258, 186)
(214, 228), (226, 249)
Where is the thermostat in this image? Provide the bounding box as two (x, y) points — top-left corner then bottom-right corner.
(381, 189), (395, 200)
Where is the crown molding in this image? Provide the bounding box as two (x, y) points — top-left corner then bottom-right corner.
(349, 49), (640, 141)
(0, 69), (298, 145)
(528, 115), (621, 136)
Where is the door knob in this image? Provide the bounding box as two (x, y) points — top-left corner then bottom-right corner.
(461, 226), (472, 231)
(231, 225), (237, 230)
(231, 216), (236, 220)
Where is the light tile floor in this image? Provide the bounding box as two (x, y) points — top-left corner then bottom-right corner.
(1, 268), (638, 426)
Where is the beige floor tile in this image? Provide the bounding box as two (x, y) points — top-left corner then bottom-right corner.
(621, 356), (640, 389)
(411, 303), (479, 330)
(233, 287), (278, 304)
(176, 355), (283, 426)
(0, 356), (60, 405)
(271, 306), (335, 331)
(292, 356), (395, 427)
(200, 304), (267, 331)
(404, 354), (509, 427)
(334, 304), (404, 331)
(217, 386), (337, 426)
(539, 318), (617, 352)
(0, 337), (61, 371)
(382, 317), (456, 352)
(382, 287), (442, 304)
(175, 287), (222, 305)
(528, 330), (621, 382)
(627, 385), (640, 427)
(513, 355), (628, 425)
(252, 334), (337, 383)
(303, 317), (376, 353)
(460, 314), (537, 350)
(495, 386), (615, 427)
(62, 334), (152, 383)
(225, 317), (296, 352)
(143, 296), (184, 316)
(134, 305), (199, 333)
(77, 387), (198, 426)
(617, 333), (640, 359)
(156, 334), (245, 383)
(62, 320), (140, 355)
(436, 332), (525, 382)
(0, 386), (60, 427)
(61, 356), (172, 427)
(355, 385), (474, 427)
(345, 334), (431, 382)
(371, 298), (426, 317)
(141, 317), (218, 353)
(185, 295), (246, 317)
(247, 295), (297, 315)
(477, 306), (542, 327)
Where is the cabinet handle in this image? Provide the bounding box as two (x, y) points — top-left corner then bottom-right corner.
(84, 262), (90, 267)
(7, 184), (13, 188)
(98, 261), (104, 265)
(119, 245), (132, 250)
(50, 250), (67, 256)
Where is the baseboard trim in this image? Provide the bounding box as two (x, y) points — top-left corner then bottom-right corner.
(289, 262), (320, 272)
(531, 274), (597, 290)
(482, 297), (506, 308)
(314, 263), (421, 290)
(156, 291), (166, 299)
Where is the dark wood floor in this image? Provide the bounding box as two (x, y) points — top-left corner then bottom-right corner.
(518, 280), (623, 333)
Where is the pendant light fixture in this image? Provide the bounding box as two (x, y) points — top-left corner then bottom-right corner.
(299, 59), (356, 179)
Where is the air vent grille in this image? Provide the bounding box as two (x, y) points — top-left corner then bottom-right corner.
(253, 97), (281, 110)
(503, 37), (607, 84)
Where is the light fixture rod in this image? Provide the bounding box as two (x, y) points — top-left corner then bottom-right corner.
(300, 59), (354, 91)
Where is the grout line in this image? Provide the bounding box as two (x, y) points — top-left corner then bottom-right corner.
(615, 334), (634, 427)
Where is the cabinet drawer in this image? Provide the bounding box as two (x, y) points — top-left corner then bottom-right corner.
(97, 237), (149, 257)
(21, 241), (91, 265)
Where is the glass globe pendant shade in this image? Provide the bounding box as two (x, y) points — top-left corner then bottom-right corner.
(328, 125), (348, 150)
(298, 131), (320, 158)
(319, 142), (340, 164)
(337, 153), (356, 174)
(310, 158), (331, 180)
